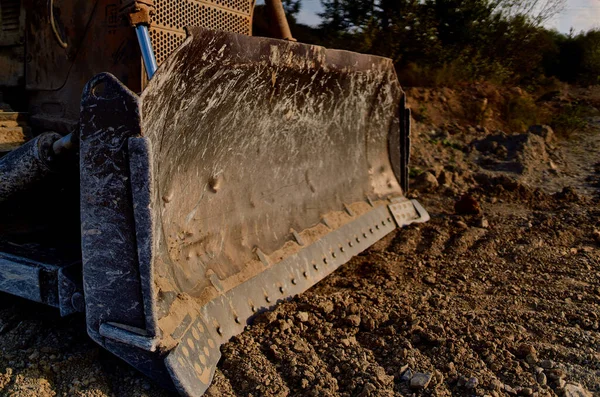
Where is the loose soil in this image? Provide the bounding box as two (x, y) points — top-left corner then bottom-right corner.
(1, 87), (600, 397)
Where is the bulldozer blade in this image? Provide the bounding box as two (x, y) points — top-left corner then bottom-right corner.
(78, 27), (429, 396)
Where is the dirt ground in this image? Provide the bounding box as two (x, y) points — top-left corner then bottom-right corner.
(1, 87), (600, 397)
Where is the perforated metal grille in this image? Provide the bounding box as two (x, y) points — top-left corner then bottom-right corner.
(150, 0), (254, 65)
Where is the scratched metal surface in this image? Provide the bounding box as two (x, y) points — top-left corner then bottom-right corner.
(141, 27), (404, 306)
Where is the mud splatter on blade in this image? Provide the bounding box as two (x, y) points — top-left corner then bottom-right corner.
(78, 27), (428, 396)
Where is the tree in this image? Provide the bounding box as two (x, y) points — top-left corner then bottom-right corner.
(283, 0), (302, 17)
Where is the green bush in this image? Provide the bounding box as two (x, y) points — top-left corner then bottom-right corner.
(550, 103), (589, 137)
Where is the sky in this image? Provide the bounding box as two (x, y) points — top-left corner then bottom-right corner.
(292, 0), (600, 34)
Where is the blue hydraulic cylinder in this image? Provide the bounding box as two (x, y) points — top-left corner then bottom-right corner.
(135, 25), (158, 80)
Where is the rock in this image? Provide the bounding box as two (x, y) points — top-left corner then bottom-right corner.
(504, 384), (518, 395)
(359, 382), (377, 396)
(456, 220), (469, 230)
(423, 275), (437, 285)
(564, 383), (592, 397)
(477, 217), (490, 228)
(413, 172), (439, 191)
(491, 379), (504, 391)
(546, 368), (566, 381)
(476, 139), (499, 153)
(433, 370), (444, 385)
(400, 368), (413, 382)
(465, 377), (479, 389)
(592, 230), (600, 244)
(528, 125), (555, 144)
(409, 372), (432, 389)
(346, 314), (361, 327)
(539, 359), (555, 369)
(537, 372), (547, 386)
(516, 343), (537, 358)
(455, 194), (481, 215)
(525, 353), (538, 366)
(297, 312), (309, 322)
(438, 170), (454, 186)
(519, 387), (533, 396)
(317, 301), (334, 314)
(397, 364), (409, 376)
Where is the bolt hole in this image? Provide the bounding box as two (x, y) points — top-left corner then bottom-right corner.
(235, 317), (241, 324)
(349, 241), (353, 247)
(217, 327), (223, 335)
(303, 271), (308, 278)
(323, 257), (328, 264)
(332, 252), (336, 258)
(292, 278), (297, 285)
(340, 247), (345, 252)
(279, 286), (284, 294)
(92, 82), (107, 98)
(265, 296), (271, 303)
(376, 225), (380, 230)
(314, 264), (319, 270)
(363, 233), (367, 238)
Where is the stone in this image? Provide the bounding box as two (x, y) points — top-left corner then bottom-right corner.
(539, 359), (555, 369)
(516, 344), (536, 358)
(455, 194), (481, 215)
(477, 217), (490, 228)
(400, 368), (413, 382)
(456, 221), (469, 230)
(537, 372), (547, 386)
(434, 370), (444, 384)
(397, 364), (409, 375)
(438, 170), (454, 186)
(465, 377), (479, 389)
(410, 372), (432, 389)
(491, 379), (503, 391)
(546, 368), (566, 381)
(519, 387), (533, 396)
(346, 315), (361, 327)
(423, 275), (437, 285)
(525, 353), (538, 366)
(413, 172), (439, 191)
(297, 312), (309, 322)
(528, 125), (555, 144)
(359, 383), (377, 396)
(564, 383), (592, 397)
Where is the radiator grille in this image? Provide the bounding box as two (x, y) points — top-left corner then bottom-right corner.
(1, 0), (21, 32)
(151, 0), (254, 65)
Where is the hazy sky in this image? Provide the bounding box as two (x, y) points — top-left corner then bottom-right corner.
(293, 0), (600, 34)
